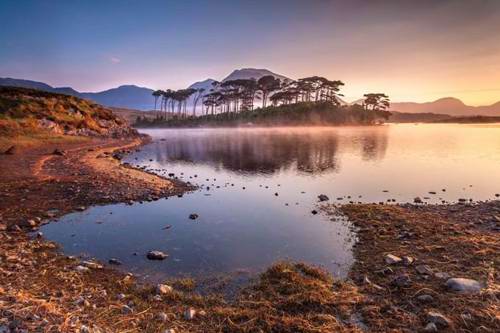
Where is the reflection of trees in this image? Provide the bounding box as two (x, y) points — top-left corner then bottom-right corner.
(150, 128), (388, 175)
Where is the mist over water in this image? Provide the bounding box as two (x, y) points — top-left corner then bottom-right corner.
(41, 124), (500, 283)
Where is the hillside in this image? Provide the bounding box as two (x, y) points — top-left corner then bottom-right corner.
(0, 86), (138, 137)
(222, 68), (291, 82)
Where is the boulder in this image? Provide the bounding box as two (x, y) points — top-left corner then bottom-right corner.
(445, 278), (482, 294)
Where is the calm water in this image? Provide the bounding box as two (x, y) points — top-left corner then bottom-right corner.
(41, 124), (500, 283)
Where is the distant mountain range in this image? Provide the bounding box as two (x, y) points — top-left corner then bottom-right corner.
(2, 70), (499, 116)
(390, 98), (500, 116)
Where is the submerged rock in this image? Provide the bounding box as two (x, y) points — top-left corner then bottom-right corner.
(108, 258), (122, 265)
(318, 194), (329, 202)
(445, 278), (482, 294)
(189, 213), (199, 220)
(147, 250), (168, 260)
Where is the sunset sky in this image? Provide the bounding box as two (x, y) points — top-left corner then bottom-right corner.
(1, 0), (499, 105)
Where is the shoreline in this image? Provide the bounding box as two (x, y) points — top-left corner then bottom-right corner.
(0, 135), (498, 332)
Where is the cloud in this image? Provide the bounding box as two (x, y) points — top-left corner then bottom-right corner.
(109, 56), (121, 64)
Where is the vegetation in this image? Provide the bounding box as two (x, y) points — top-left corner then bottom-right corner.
(0, 86), (136, 137)
(136, 101), (391, 127)
(144, 75), (391, 126)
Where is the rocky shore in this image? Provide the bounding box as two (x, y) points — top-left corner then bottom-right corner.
(0, 136), (498, 332)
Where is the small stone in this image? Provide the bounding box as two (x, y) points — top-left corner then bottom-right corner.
(445, 278), (482, 294)
(385, 254), (402, 265)
(76, 206), (86, 211)
(147, 250), (168, 260)
(416, 294), (434, 303)
(434, 272), (450, 280)
(156, 284), (173, 295)
(121, 305), (133, 314)
(414, 197), (423, 203)
(189, 213), (199, 220)
(108, 258), (122, 265)
(82, 260), (103, 269)
(423, 322), (438, 332)
(184, 307), (196, 320)
(80, 325), (90, 333)
(402, 256), (414, 266)
(416, 264), (433, 275)
(318, 194), (329, 202)
(427, 311), (451, 328)
(117, 293), (126, 300)
(391, 274), (411, 287)
(157, 312), (168, 322)
(3, 145), (16, 155)
(311, 210), (318, 215)
(52, 149), (66, 156)
(75, 265), (90, 273)
(163, 329), (176, 333)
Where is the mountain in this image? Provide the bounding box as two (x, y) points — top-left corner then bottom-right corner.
(81, 85), (154, 111)
(390, 97), (500, 116)
(188, 79), (217, 92)
(222, 68), (291, 83)
(0, 77), (154, 111)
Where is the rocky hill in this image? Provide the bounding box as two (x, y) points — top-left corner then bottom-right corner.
(0, 86), (138, 137)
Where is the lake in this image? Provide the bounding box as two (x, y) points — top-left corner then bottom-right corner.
(41, 124), (500, 284)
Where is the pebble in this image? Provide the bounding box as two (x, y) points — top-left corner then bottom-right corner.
(318, 194), (329, 202)
(184, 307), (197, 320)
(414, 197), (423, 203)
(391, 274), (411, 287)
(445, 277), (482, 294)
(415, 264), (433, 275)
(416, 294), (434, 303)
(427, 311), (451, 328)
(147, 250), (168, 260)
(75, 265), (90, 273)
(108, 258), (122, 265)
(121, 305), (133, 314)
(164, 329), (176, 333)
(311, 210), (318, 215)
(189, 213), (199, 220)
(157, 312), (168, 322)
(156, 284), (173, 295)
(423, 322), (438, 332)
(385, 254), (402, 265)
(402, 256), (414, 266)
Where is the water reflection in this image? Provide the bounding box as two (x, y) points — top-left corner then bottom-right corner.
(149, 127), (389, 174)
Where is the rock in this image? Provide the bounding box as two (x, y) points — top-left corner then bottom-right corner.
(75, 265), (90, 273)
(156, 284), (173, 295)
(21, 219), (38, 228)
(52, 149), (65, 156)
(427, 311), (451, 328)
(434, 272), (450, 280)
(391, 274), (411, 287)
(445, 278), (482, 294)
(423, 322), (438, 332)
(311, 210), (318, 215)
(80, 325), (90, 333)
(385, 254), (402, 265)
(76, 206), (86, 212)
(414, 197), (423, 203)
(82, 260), (103, 269)
(117, 293), (126, 300)
(184, 307), (196, 320)
(402, 256), (414, 266)
(147, 250), (168, 260)
(3, 145), (16, 155)
(495, 193), (499, 197)
(416, 264), (433, 275)
(108, 258), (122, 265)
(157, 312), (168, 322)
(416, 294), (434, 303)
(121, 305), (133, 314)
(163, 330), (176, 333)
(318, 194), (329, 202)
(189, 213), (199, 220)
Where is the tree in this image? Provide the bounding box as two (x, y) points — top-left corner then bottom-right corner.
(152, 90), (162, 111)
(257, 75), (281, 108)
(192, 88), (205, 117)
(363, 93), (390, 111)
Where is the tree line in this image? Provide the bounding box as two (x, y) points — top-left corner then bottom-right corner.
(152, 75), (390, 119)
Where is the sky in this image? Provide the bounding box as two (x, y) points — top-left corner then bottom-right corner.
(1, 0), (499, 105)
